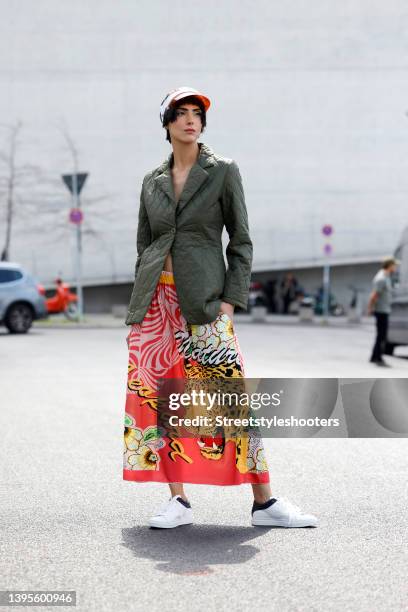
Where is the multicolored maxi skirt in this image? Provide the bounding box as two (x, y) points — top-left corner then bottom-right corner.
(123, 270), (270, 486)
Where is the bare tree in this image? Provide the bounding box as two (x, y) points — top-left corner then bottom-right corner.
(0, 120), (74, 261)
(0, 118), (119, 277)
(0, 121), (44, 261)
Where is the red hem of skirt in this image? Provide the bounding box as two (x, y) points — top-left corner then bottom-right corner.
(123, 469), (270, 486)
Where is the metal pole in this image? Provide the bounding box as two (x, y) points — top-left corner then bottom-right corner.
(322, 264), (330, 323)
(72, 173), (83, 322)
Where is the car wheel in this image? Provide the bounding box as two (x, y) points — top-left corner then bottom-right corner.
(5, 303), (33, 333)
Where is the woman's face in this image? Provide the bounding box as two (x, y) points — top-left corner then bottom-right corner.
(167, 103), (203, 144)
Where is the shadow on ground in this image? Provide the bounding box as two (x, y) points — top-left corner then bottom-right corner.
(121, 524), (271, 575)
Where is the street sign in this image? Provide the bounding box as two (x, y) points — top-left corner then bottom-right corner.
(61, 171), (89, 323)
(62, 173), (88, 195)
(69, 208), (83, 224)
(321, 225), (334, 323)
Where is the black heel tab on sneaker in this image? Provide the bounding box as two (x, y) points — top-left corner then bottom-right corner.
(252, 498), (277, 515)
(176, 497), (191, 509)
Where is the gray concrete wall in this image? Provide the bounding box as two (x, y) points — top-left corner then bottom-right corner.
(0, 1), (407, 286)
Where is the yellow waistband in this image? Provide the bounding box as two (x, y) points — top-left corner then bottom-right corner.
(159, 270), (175, 284)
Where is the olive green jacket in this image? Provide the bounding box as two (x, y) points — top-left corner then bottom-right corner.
(125, 142), (253, 325)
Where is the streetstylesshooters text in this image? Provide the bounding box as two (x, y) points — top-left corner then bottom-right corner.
(166, 389), (340, 429)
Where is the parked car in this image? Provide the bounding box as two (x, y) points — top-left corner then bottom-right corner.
(248, 281), (268, 311)
(0, 262), (48, 333)
(385, 226), (408, 354)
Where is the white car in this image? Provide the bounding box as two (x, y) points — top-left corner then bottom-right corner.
(0, 262), (48, 333)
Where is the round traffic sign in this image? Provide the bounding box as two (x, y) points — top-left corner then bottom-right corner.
(69, 208), (83, 224)
(322, 224), (333, 236)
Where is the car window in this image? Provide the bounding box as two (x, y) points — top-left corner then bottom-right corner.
(0, 269), (23, 283)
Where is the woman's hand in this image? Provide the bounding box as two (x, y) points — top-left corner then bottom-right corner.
(219, 301), (235, 320)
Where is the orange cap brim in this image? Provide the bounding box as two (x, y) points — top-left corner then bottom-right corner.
(172, 91), (211, 111)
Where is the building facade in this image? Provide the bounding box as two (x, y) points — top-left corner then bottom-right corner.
(0, 1), (407, 312)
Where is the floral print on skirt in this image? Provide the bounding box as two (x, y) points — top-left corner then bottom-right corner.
(123, 270), (270, 486)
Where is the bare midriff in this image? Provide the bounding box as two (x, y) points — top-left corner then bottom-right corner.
(163, 163), (192, 273)
(163, 252), (173, 272)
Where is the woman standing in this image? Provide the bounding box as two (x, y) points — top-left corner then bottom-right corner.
(123, 86), (317, 529)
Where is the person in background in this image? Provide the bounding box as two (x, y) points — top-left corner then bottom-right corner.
(264, 279), (279, 313)
(368, 256), (399, 367)
(280, 272), (298, 314)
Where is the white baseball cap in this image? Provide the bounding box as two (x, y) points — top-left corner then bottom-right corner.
(159, 86), (211, 124)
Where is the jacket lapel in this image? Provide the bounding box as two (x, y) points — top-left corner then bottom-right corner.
(153, 143), (217, 215)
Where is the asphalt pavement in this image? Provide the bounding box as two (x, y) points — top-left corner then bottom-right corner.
(1, 319), (407, 611)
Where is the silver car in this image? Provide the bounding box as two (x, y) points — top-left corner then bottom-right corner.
(0, 262), (48, 333)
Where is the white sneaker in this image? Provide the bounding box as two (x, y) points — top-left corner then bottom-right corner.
(149, 495), (193, 529)
(251, 497), (318, 528)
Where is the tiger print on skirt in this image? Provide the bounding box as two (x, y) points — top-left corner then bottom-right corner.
(123, 270), (270, 486)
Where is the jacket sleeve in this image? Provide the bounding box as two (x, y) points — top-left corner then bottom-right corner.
(134, 178), (152, 278)
(220, 160), (253, 310)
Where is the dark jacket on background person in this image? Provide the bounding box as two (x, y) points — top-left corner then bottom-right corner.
(125, 142), (253, 325)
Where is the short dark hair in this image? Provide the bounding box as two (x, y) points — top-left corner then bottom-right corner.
(162, 95), (207, 143)
(382, 257), (397, 270)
